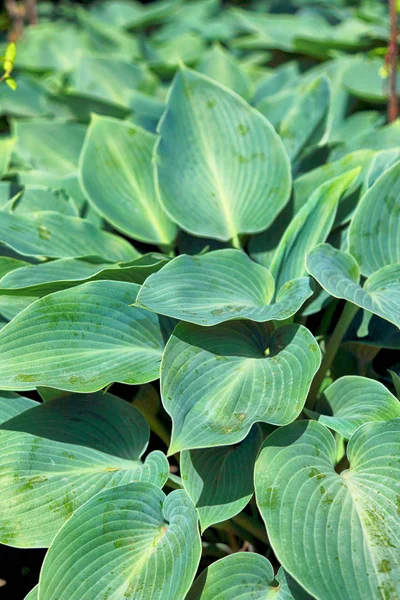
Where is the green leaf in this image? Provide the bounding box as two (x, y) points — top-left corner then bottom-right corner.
(0, 281), (164, 392)
(70, 57), (155, 108)
(0, 254), (168, 296)
(181, 425), (262, 531)
(0, 391), (38, 423)
(13, 120), (86, 177)
(12, 186), (78, 217)
(279, 76), (330, 162)
(307, 244), (400, 328)
(293, 149), (374, 221)
(255, 419), (400, 600)
(197, 44), (251, 99)
(306, 376), (400, 439)
(155, 67), (291, 242)
(349, 160), (400, 276)
(0, 137), (15, 178)
(0, 393), (169, 547)
(186, 553), (312, 600)
(270, 169), (359, 290)
(162, 321), (320, 452)
(137, 249), (314, 326)
(24, 585), (38, 600)
(343, 56), (400, 103)
(79, 115), (177, 245)
(38, 483), (201, 600)
(0, 211), (137, 261)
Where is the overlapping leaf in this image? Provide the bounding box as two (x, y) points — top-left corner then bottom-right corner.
(255, 420), (400, 600)
(269, 169), (359, 290)
(162, 321), (320, 452)
(349, 160), (400, 276)
(0, 253), (168, 296)
(38, 483), (201, 600)
(155, 67), (291, 242)
(181, 425), (262, 531)
(0, 211), (137, 261)
(306, 244), (400, 328)
(186, 553), (312, 600)
(0, 394), (169, 547)
(0, 281), (164, 392)
(306, 376), (400, 439)
(80, 115), (177, 245)
(137, 249), (314, 325)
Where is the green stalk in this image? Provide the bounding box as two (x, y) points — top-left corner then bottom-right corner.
(230, 233), (242, 250)
(232, 512), (269, 544)
(138, 408), (170, 447)
(306, 301), (359, 410)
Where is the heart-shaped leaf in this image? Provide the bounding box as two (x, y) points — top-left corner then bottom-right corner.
(155, 67), (291, 242)
(0, 281), (163, 392)
(306, 376), (400, 439)
(181, 425), (262, 531)
(186, 553), (312, 600)
(0, 393), (169, 547)
(80, 116), (177, 245)
(270, 169), (359, 290)
(306, 244), (400, 328)
(255, 419), (400, 600)
(0, 211), (138, 261)
(349, 160), (400, 276)
(0, 254), (168, 297)
(38, 483), (201, 600)
(162, 321), (320, 452)
(137, 249), (314, 326)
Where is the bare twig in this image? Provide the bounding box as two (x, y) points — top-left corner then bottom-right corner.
(26, 0), (38, 25)
(387, 0), (398, 122)
(5, 0), (37, 42)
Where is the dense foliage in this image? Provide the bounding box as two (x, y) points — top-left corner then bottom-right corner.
(0, 0), (400, 598)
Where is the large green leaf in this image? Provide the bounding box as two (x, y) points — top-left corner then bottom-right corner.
(38, 483), (201, 600)
(24, 585), (38, 600)
(343, 56), (400, 103)
(180, 425), (262, 531)
(279, 76), (330, 162)
(197, 44), (251, 99)
(269, 170), (359, 290)
(0, 211), (137, 261)
(306, 244), (400, 328)
(255, 419), (400, 600)
(0, 254), (168, 296)
(80, 115), (176, 245)
(137, 249), (314, 326)
(13, 120), (86, 177)
(0, 281), (164, 392)
(0, 394), (169, 547)
(306, 376), (400, 439)
(162, 321), (320, 452)
(155, 67), (291, 242)
(349, 160), (400, 276)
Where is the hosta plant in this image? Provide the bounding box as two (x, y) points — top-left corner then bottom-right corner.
(0, 0), (399, 599)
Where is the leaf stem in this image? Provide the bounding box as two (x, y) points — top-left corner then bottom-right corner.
(139, 408), (171, 447)
(306, 301), (359, 410)
(230, 233), (242, 250)
(232, 512), (269, 544)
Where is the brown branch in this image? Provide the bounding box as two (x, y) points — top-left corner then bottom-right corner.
(5, 0), (25, 41)
(25, 0), (37, 25)
(387, 0), (398, 122)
